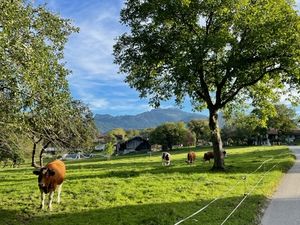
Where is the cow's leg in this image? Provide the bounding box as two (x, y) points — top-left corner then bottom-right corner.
(48, 191), (54, 211)
(40, 190), (45, 210)
(57, 184), (62, 203)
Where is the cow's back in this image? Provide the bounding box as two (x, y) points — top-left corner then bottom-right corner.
(46, 160), (66, 185)
(204, 151), (214, 161)
(162, 152), (170, 160)
(188, 152), (196, 160)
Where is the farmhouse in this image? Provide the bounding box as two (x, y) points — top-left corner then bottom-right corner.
(286, 129), (300, 143)
(116, 136), (151, 154)
(268, 129), (300, 145)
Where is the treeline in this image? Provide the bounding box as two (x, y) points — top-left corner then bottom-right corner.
(103, 119), (209, 152)
(104, 104), (299, 152)
(222, 104), (299, 146)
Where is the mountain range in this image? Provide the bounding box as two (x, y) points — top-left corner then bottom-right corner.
(94, 108), (207, 133)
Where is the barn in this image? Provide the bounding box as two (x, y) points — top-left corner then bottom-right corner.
(116, 136), (151, 154)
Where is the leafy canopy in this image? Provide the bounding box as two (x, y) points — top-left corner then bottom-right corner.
(150, 122), (194, 150)
(114, 0), (300, 112)
(0, 0), (78, 120)
(187, 119), (210, 144)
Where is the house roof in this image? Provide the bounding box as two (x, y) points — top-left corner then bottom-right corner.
(286, 129), (300, 135)
(124, 136), (148, 144)
(268, 129), (278, 135)
(267, 128), (300, 135)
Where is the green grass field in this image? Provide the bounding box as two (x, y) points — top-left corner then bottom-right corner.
(0, 146), (295, 225)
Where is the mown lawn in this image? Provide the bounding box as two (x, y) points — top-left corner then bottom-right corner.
(0, 146), (295, 225)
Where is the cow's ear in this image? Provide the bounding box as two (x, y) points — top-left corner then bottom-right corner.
(33, 168), (41, 175)
(48, 169), (55, 176)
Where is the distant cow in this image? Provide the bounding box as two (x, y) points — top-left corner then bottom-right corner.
(186, 151), (196, 164)
(162, 152), (171, 166)
(203, 150), (226, 163)
(33, 160), (66, 211)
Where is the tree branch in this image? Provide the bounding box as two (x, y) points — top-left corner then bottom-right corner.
(220, 65), (285, 108)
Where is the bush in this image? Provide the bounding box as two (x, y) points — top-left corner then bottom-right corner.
(104, 142), (115, 160)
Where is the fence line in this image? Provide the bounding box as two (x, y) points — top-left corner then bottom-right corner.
(220, 164), (277, 225)
(174, 151), (292, 225)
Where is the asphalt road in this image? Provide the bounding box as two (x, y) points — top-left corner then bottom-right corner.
(261, 146), (300, 225)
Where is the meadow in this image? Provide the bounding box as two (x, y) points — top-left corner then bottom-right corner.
(0, 146), (295, 225)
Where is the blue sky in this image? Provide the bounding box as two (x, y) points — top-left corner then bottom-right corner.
(35, 0), (300, 116)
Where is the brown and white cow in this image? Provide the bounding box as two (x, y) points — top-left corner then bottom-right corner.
(162, 152), (171, 166)
(186, 151), (196, 164)
(203, 150), (226, 163)
(33, 160), (66, 211)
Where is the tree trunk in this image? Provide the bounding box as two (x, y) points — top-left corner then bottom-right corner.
(209, 109), (225, 171)
(31, 137), (42, 168)
(31, 142), (39, 168)
(168, 143), (173, 151)
(39, 141), (50, 167)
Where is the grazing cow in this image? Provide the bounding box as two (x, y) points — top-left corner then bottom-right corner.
(186, 151), (196, 164)
(33, 160), (66, 211)
(162, 152), (171, 166)
(203, 150), (226, 163)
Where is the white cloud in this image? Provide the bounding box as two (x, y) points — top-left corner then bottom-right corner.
(63, 2), (125, 81)
(69, 78), (126, 89)
(81, 93), (152, 115)
(107, 102), (152, 112)
(89, 98), (109, 109)
(65, 32), (119, 79)
(77, 91), (109, 110)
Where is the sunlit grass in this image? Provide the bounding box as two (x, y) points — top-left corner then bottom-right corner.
(0, 146), (294, 225)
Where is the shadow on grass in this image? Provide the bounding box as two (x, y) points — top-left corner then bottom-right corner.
(0, 195), (266, 225)
(0, 208), (21, 225)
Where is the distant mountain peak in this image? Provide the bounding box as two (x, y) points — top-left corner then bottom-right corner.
(94, 108), (207, 133)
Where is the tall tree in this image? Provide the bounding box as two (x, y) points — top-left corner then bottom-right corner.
(108, 128), (127, 141)
(0, 0), (77, 117)
(0, 0), (79, 167)
(187, 119), (210, 146)
(222, 104), (298, 146)
(267, 104), (298, 134)
(222, 111), (260, 145)
(114, 0), (300, 170)
(139, 128), (154, 140)
(126, 129), (141, 139)
(149, 122), (192, 150)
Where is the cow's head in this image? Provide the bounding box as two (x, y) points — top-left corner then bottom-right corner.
(222, 150), (227, 158)
(33, 167), (55, 191)
(203, 153), (208, 161)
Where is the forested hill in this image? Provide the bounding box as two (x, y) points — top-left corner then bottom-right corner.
(94, 108), (207, 133)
